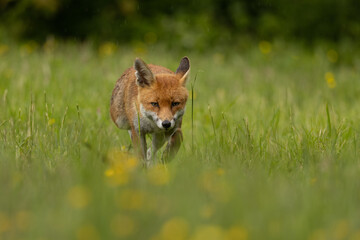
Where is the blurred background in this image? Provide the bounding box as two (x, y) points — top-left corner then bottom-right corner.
(2, 1), (360, 239)
(1, 0), (360, 50)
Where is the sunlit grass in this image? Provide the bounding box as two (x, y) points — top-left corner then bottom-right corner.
(1, 40), (360, 239)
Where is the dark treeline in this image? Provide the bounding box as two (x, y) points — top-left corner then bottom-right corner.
(1, 0), (359, 47)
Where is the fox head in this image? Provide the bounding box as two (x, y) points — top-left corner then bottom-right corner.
(135, 57), (190, 131)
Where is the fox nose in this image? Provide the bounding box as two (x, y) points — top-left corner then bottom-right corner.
(162, 120), (171, 129)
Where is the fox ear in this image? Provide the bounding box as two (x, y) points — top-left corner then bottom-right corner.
(176, 56), (190, 86)
(134, 58), (155, 87)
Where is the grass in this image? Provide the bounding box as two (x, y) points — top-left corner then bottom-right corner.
(1, 39), (360, 240)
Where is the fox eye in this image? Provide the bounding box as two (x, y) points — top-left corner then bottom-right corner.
(171, 102), (180, 107)
(151, 102), (159, 107)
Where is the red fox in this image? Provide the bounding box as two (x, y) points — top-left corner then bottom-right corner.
(110, 57), (190, 165)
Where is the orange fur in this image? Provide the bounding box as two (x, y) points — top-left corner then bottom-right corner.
(110, 57), (190, 164)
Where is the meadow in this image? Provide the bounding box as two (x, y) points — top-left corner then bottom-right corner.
(0, 39), (360, 240)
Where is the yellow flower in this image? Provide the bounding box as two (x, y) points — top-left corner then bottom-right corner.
(147, 165), (170, 186)
(118, 0), (136, 15)
(350, 231), (360, 240)
(105, 148), (139, 186)
(116, 189), (145, 210)
(123, 157), (139, 170)
(98, 42), (117, 57)
(14, 211), (31, 231)
(76, 224), (99, 240)
(105, 167), (130, 186)
(104, 169), (115, 177)
(67, 185), (91, 209)
(325, 72), (336, 88)
(159, 218), (189, 240)
(334, 220), (349, 240)
(111, 215), (136, 237)
(20, 41), (38, 55)
(226, 225), (248, 240)
(0, 44), (9, 56)
(107, 148), (139, 171)
(199, 170), (231, 203)
(216, 168), (225, 176)
(310, 178), (317, 185)
(308, 229), (326, 240)
(200, 204), (214, 219)
(259, 41), (272, 55)
(191, 225), (225, 240)
(327, 49), (338, 63)
(48, 118), (55, 126)
(0, 212), (11, 233)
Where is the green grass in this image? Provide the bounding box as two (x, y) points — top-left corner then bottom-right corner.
(1, 40), (360, 240)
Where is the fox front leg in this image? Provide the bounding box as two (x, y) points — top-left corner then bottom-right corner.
(147, 133), (166, 162)
(162, 128), (183, 162)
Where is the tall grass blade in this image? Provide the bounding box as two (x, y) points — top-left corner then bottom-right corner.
(208, 105), (216, 138)
(326, 103), (332, 137)
(191, 72), (198, 152)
